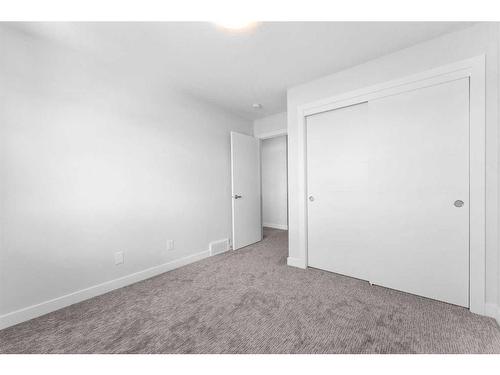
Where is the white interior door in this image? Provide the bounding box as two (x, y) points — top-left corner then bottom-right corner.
(231, 132), (262, 250)
(307, 78), (470, 307)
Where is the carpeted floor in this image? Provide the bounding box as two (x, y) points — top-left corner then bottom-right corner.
(1, 228), (500, 354)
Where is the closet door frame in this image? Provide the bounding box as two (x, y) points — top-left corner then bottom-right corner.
(292, 56), (486, 315)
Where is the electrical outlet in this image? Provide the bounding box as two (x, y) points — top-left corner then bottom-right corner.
(166, 239), (174, 251)
(114, 251), (124, 265)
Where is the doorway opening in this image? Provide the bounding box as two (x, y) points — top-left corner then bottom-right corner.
(230, 130), (288, 250)
(261, 135), (288, 236)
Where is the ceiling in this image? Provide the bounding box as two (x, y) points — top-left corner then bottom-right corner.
(7, 22), (473, 120)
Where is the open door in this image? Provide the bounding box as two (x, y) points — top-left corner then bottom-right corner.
(230, 132), (262, 250)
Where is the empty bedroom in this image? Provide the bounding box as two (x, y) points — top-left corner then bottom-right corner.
(1, 1), (500, 373)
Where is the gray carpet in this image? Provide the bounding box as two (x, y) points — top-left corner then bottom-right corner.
(1, 228), (500, 354)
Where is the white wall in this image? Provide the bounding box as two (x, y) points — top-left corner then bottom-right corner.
(0, 27), (252, 326)
(253, 112), (287, 138)
(287, 23), (500, 321)
(261, 136), (288, 230)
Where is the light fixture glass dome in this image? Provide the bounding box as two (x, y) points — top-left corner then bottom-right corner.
(215, 21), (258, 31)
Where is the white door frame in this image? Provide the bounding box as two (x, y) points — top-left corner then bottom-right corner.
(292, 56), (486, 315)
(257, 128), (288, 140)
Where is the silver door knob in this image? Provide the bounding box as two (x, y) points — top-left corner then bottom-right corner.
(234, 195), (242, 199)
(308, 195), (315, 202)
(454, 200), (464, 207)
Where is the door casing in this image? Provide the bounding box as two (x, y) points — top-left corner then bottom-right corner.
(290, 56), (486, 315)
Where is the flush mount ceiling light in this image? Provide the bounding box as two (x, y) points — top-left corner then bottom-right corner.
(214, 21), (258, 32)
(252, 103), (262, 109)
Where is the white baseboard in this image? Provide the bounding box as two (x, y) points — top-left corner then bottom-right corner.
(0, 249), (211, 330)
(485, 303), (500, 325)
(4, 248), (497, 330)
(263, 222), (288, 230)
(287, 256), (306, 269)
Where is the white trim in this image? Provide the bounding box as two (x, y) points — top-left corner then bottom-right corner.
(485, 303), (500, 325)
(0, 249), (211, 330)
(287, 256), (306, 269)
(263, 222), (288, 230)
(255, 128), (287, 139)
(292, 56), (486, 316)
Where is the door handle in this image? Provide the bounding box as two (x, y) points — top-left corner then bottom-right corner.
(454, 200), (464, 208)
(234, 195), (242, 199)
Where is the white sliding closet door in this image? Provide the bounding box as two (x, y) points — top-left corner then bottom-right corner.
(307, 78), (470, 307)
